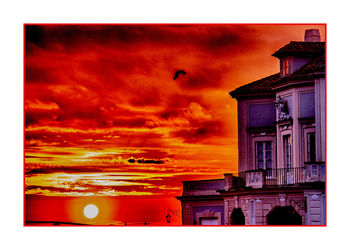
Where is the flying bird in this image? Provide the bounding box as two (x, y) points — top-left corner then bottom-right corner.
(173, 70), (186, 80)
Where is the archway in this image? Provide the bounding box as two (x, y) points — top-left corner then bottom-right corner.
(230, 208), (245, 225)
(267, 206), (302, 225)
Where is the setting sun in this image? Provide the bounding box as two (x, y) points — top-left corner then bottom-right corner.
(83, 204), (99, 219)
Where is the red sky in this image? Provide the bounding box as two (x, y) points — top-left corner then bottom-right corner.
(24, 24), (325, 224)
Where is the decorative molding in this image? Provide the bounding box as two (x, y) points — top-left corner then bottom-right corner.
(311, 194), (319, 200)
(275, 95), (291, 121)
(277, 119), (293, 127)
(298, 117), (315, 124)
(290, 197), (307, 212)
(279, 195), (286, 206)
(247, 126), (276, 133)
(195, 210), (222, 225)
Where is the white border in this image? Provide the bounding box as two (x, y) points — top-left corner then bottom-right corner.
(1, 0), (349, 250)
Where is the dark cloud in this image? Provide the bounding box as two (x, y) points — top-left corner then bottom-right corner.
(112, 117), (147, 128)
(138, 159), (164, 164)
(26, 185), (71, 193)
(127, 158), (136, 163)
(25, 155), (54, 159)
(127, 158), (165, 164)
(128, 149), (171, 160)
(176, 65), (230, 89)
(113, 131), (167, 148)
(25, 113), (39, 127)
(25, 108), (62, 128)
(171, 120), (225, 143)
(158, 93), (203, 120)
(129, 86), (162, 107)
(25, 25), (44, 49)
(26, 166), (93, 175)
(25, 25), (256, 53)
(25, 65), (60, 84)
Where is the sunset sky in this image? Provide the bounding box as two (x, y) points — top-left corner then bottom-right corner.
(24, 24), (325, 224)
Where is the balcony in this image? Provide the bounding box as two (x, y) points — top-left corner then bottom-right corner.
(238, 163), (325, 189)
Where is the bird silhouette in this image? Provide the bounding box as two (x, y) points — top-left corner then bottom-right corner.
(173, 70), (186, 80)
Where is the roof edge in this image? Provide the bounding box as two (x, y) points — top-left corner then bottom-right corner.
(229, 73), (280, 99)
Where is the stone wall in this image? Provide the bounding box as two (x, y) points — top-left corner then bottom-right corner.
(224, 192), (307, 225)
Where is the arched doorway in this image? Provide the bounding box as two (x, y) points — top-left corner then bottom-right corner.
(267, 206), (302, 225)
(230, 208), (245, 225)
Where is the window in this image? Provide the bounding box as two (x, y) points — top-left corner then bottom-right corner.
(307, 132), (316, 163)
(281, 58), (290, 76)
(300, 92), (315, 118)
(302, 126), (316, 164)
(249, 103), (276, 127)
(256, 141), (273, 177)
(283, 135), (292, 170)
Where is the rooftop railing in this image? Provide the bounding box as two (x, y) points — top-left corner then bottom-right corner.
(182, 179), (225, 196)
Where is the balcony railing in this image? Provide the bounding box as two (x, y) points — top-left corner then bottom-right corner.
(237, 163), (325, 189)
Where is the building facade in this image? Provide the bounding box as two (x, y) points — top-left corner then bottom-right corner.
(177, 29), (326, 225)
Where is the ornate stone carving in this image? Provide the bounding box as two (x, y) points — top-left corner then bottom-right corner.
(311, 194), (319, 200)
(274, 95), (291, 121)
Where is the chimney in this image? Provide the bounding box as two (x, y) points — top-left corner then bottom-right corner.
(304, 29), (321, 42)
(224, 173), (233, 191)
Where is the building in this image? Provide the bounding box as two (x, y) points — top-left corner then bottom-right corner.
(177, 29), (326, 225)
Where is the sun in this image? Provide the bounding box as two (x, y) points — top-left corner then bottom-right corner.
(83, 204), (99, 219)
